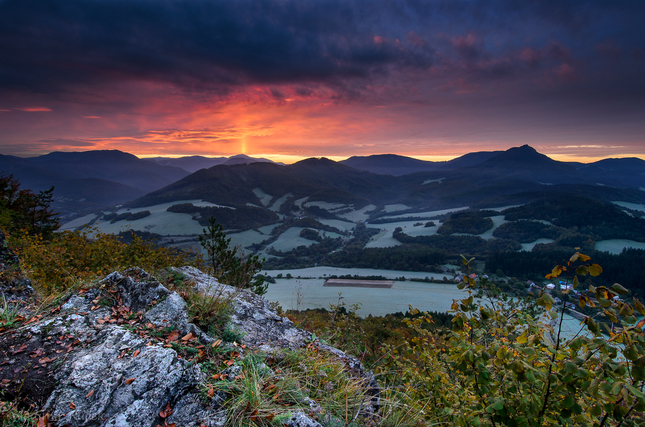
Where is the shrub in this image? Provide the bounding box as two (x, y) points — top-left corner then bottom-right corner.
(9, 228), (202, 294)
(379, 253), (645, 426)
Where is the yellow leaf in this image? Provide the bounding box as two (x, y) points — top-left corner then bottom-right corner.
(578, 296), (586, 309)
(589, 264), (603, 276)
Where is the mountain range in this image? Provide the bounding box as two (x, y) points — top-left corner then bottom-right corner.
(131, 145), (645, 212)
(3, 145), (645, 219)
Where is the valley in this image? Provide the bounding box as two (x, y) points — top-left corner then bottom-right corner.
(48, 144), (645, 303)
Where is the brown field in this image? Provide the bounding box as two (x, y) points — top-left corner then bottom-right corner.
(323, 278), (394, 288)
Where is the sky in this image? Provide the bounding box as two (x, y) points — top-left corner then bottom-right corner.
(1, 0), (644, 163)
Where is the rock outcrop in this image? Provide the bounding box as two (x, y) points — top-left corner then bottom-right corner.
(0, 264), (379, 427)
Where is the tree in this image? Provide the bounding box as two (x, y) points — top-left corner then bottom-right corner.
(199, 216), (267, 295)
(0, 174), (59, 238)
(380, 252), (645, 426)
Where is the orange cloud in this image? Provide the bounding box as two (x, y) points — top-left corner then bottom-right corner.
(16, 107), (52, 112)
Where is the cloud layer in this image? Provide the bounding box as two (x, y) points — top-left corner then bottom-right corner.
(1, 0), (644, 160)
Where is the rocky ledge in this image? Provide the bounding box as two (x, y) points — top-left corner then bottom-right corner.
(0, 266), (379, 427)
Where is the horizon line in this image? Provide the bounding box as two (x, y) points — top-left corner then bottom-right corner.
(5, 146), (645, 165)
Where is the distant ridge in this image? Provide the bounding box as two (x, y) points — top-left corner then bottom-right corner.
(5, 145), (645, 219)
(145, 154), (279, 172)
(340, 150), (502, 175)
(0, 150), (189, 216)
(340, 154), (439, 176)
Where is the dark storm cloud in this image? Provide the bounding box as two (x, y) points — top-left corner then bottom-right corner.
(0, 0), (437, 95)
(0, 0), (643, 100)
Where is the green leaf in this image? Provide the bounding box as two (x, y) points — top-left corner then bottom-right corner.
(611, 283), (629, 294)
(598, 297), (612, 308)
(587, 317), (600, 335)
(488, 400), (504, 412)
(627, 384), (645, 399)
(624, 345), (639, 361)
(634, 297), (645, 315)
(562, 394), (574, 408)
(576, 265), (589, 276)
(633, 366), (645, 381)
(619, 303), (633, 317)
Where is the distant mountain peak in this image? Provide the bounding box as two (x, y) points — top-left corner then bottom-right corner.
(482, 145), (553, 165)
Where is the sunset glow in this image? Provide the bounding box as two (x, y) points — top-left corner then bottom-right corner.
(1, 0), (644, 162)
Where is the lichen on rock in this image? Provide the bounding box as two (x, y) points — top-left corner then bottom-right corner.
(0, 265), (379, 427)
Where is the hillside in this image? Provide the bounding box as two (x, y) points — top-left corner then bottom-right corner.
(0, 150), (191, 217)
(56, 145), (645, 268)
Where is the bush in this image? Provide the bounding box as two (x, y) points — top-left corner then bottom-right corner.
(378, 253), (645, 426)
(9, 228), (201, 294)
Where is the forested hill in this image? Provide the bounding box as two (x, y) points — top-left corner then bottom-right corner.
(129, 158), (399, 208)
(128, 146), (645, 212)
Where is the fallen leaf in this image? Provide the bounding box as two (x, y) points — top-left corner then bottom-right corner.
(181, 332), (194, 341)
(25, 315), (42, 325)
(85, 390), (95, 398)
(132, 349), (140, 358)
(69, 402), (76, 409)
(159, 402), (174, 418)
(36, 413), (49, 427)
(207, 388), (215, 398)
(12, 344), (28, 355)
(125, 378), (135, 385)
(211, 339), (222, 348)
